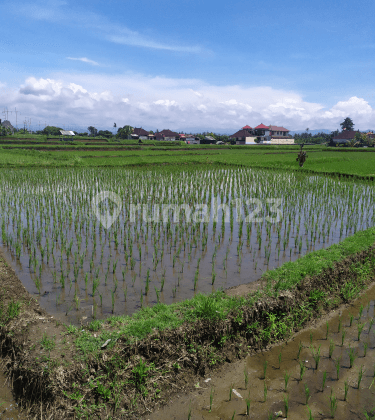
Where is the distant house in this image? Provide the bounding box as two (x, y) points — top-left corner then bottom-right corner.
(332, 130), (359, 144)
(131, 127), (150, 140)
(229, 126), (257, 145)
(200, 135), (216, 145)
(185, 134), (200, 144)
(230, 124), (293, 145)
(155, 129), (179, 141)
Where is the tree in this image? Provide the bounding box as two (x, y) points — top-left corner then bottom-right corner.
(88, 126), (98, 137)
(0, 125), (12, 136)
(116, 125), (133, 139)
(98, 130), (113, 138)
(340, 117), (354, 131)
(42, 126), (62, 136)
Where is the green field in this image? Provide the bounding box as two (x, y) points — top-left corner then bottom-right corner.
(1, 144), (375, 178)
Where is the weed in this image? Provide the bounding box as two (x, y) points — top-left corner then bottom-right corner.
(40, 333), (55, 351)
(278, 350), (282, 369)
(326, 321), (329, 340)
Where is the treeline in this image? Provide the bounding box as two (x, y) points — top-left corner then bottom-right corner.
(293, 131), (339, 144)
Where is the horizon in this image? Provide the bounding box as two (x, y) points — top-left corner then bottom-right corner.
(1, 0), (375, 132)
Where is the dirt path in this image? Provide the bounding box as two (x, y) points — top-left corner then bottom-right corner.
(145, 282), (375, 420)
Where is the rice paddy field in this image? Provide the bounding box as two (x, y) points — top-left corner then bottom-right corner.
(2, 146), (375, 419)
(0, 165), (374, 325)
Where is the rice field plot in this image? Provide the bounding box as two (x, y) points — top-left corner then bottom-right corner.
(0, 166), (374, 325)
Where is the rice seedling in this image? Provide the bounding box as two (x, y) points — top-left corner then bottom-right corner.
(306, 405), (314, 420)
(357, 322), (366, 341)
(297, 341), (303, 359)
(321, 370), (327, 392)
(329, 388), (338, 418)
(348, 345), (357, 368)
(284, 371), (291, 392)
(311, 345), (321, 370)
(283, 394), (289, 418)
(344, 380), (349, 401)
(278, 350), (282, 369)
(329, 340), (335, 359)
(341, 329), (346, 346)
(245, 391), (251, 416)
(209, 387), (214, 412)
(263, 360), (268, 379)
(358, 365), (365, 389)
(349, 313), (354, 327)
(264, 382), (267, 402)
(244, 369), (249, 389)
(299, 359), (306, 381)
(359, 304), (364, 319)
(326, 321), (329, 340)
(334, 357), (341, 380)
(304, 383), (311, 405)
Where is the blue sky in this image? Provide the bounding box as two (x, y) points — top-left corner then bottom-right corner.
(1, 0), (375, 133)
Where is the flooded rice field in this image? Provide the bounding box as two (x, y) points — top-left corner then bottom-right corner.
(0, 166), (374, 325)
(147, 282), (375, 420)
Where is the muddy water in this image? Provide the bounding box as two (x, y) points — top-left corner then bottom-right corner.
(0, 367), (24, 419)
(145, 284), (375, 420)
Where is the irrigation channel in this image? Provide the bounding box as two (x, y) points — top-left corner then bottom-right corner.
(0, 166), (374, 325)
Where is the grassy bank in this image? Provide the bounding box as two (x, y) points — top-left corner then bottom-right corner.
(2, 226), (375, 418)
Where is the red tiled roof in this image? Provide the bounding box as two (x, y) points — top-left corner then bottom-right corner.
(270, 125), (289, 132)
(242, 125), (252, 129)
(230, 129), (256, 138)
(254, 123), (269, 129)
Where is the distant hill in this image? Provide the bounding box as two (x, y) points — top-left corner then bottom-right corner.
(289, 129), (333, 135)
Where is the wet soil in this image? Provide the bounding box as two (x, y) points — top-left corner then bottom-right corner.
(145, 282), (375, 420)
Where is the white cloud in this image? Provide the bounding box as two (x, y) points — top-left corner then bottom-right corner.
(66, 57), (99, 66)
(3, 73), (375, 132)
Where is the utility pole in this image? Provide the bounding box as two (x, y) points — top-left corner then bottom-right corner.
(13, 108), (19, 129)
(2, 107), (12, 121)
